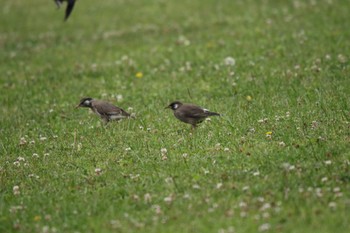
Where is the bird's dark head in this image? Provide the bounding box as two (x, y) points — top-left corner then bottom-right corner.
(166, 101), (183, 110)
(76, 97), (93, 108)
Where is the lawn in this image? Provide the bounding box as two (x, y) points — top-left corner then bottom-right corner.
(1, 0), (350, 232)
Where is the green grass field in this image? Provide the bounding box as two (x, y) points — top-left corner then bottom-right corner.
(1, 0), (350, 232)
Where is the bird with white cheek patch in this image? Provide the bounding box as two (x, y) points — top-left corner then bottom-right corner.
(76, 97), (133, 123)
(166, 101), (220, 129)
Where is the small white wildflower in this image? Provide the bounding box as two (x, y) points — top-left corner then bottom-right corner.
(216, 183), (223, 189)
(224, 147), (230, 152)
(183, 193), (191, 199)
(125, 147), (132, 151)
(242, 186), (249, 191)
(19, 137), (27, 145)
(161, 155), (168, 160)
(258, 119), (264, 123)
(144, 193), (152, 203)
(17, 157), (25, 162)
(39, 136), (47, 141)
(44, 153), (49, 157)
(53, 135), (58, 139)
(333, 187), (341, 193)
(95, 168), (102, 175)
(253, 171), (260, 176)
(262, 212), (270, 219)
(192, 184), (201, 189)
(240, 211), (247, 218)
(215, 143), (221, 150)
(337, 54), (347, 63)
(13, 161), (20, 167)
(29, 140), (35, 144)
(224, 57), (236, 66)
(258, 223), (271, 232)
(160, 148), (167, 155)
(239, 201), (247, 208)
(321, 177), (328, 182)
(164, 195), (174, 204)
(32, 153), (39, 158)
(182, 153), (188, 158)
(116, 94), (123, 102)
(139, 125), (144, 130)
(13, 186), (20, 195)
(279, 141), (286, 147)
(127, 107), (133, 112)
(152, 205), (162, 214)
(328, 202), (337, 209)
(324, 160), (332, 165)
(260, 203), (271, 211)
(165, 177), (173, 184)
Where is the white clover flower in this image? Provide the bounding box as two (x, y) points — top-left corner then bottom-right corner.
(182, 153), (188, 158)
(160, 148), (167, 155)
(224, 148), (230, 152)
(39, 136), (47, 141)
(216, 183), (223, 189)
(324, 160), (332, 165)
(116, 94), (123, 102)
(19, 137), (27, 145)
(260, 203), (271, 211)
(144, 193), (152, 203)
(17, 157), (25, 162)
(224, 57), (236, 66)
(95, 168), (102, 175)
(321, 177), (328, 182)
(32, 153), (39, 158)
(328, 202), (337, 209)
(279, 141), (286, 147)
(125, 147), (132, 151)
(164, 195), (174, 204)
(337, 54), (347, 63)
(258, 223), (271, 232)
(13, 186), (20, 195)
(253, 171), (260, 176)
(13, 161), (20, 167)
(192, 184), (201, 189)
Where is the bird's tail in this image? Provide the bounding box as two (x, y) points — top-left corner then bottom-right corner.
(208, 111), (220, 116)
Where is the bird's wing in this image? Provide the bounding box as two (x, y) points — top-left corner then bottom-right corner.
(181, 105), (209, 118)
(92, 101), (130, 117)
(65, 0), (76, 21)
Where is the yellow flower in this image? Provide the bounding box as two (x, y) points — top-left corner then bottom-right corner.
(246, 95), (252, 101)
(135, 72), (143, 78)
(34, 215), (41, 221)
(266, 131), (272, 135)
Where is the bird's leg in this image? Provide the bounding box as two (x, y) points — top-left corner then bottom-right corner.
(55, 0), (62, 8)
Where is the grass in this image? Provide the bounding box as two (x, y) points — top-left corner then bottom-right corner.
(1, 0), (350, 232)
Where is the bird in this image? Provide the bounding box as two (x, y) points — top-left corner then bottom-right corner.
(166, 101), (220, 129)
(76, 97), (132, 123)
(54, 0), (76, 21)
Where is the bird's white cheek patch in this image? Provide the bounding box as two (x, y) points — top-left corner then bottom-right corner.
(203, 108), (209, 113)
(173, 104), (178, 109)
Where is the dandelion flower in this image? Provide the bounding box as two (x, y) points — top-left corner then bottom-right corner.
(135, 72), (143, 78)
(246, 95), (252, 101)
